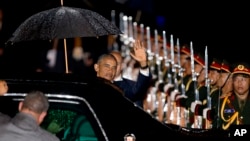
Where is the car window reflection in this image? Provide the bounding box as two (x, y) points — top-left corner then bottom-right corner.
(2, 93), (106, 141)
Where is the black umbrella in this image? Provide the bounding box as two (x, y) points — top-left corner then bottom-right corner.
(7, 5), (122, 73)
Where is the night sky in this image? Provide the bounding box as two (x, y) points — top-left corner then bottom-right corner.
(1, 0), (249, 72)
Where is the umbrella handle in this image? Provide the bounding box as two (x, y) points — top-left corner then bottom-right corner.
(63, 39), (69, 73)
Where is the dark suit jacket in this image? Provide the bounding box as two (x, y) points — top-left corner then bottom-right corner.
(113, 69), (152, 107)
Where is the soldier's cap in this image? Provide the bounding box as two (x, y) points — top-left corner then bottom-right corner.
(209, 58), (221, 71)
(232, 63), (250, 76)
(194, 53), (205, 67)
(180, 45), (191, 56)
(220, 60), (231, 73)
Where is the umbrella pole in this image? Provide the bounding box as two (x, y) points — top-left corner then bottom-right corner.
(63, 38), (69, 73)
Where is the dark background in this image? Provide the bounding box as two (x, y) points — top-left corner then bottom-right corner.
(0, 0), (249, 73)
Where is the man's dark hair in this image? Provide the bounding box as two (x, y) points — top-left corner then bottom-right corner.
(22, 91), (49, 114)
(97, 54), (117, 64)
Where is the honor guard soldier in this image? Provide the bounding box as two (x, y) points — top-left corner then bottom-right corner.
(179, 45), (192, 93)
(202, 58), (221, 129)
(172, 45), (192, 103)
(219, 62), (250, 130)
(212, 59), (232, 129)
(182, 52), (207, 128)
(186, 53), (207, 107)
(218, 60), (233, 98)
(174, 53), (207, 128)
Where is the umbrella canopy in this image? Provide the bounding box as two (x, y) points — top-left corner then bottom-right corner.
(8, 6), (122, 43)
(7, 6), (122, 73)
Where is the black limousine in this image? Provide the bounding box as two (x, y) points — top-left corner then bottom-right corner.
(0, 72), (230, 141)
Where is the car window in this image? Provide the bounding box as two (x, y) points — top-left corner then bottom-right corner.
(1, 93), (107, 141)
(42, 108), (98, 141)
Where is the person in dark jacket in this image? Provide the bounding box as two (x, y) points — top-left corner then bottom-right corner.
(94, 53), (118, 82)
(94, 40), (152, 108)
(110, 40), (152, 107)
(0, 91), (60, 141)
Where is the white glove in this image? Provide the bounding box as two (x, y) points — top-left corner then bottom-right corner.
(203, 108), (211, 119)
(190, 101), (202, 113)
(170, 89), (180, 101)
(154, 81), (160, 89)
(163, 83), (174, 93)
(176, 94), (187, 101)
(150, 87), (157, 94)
